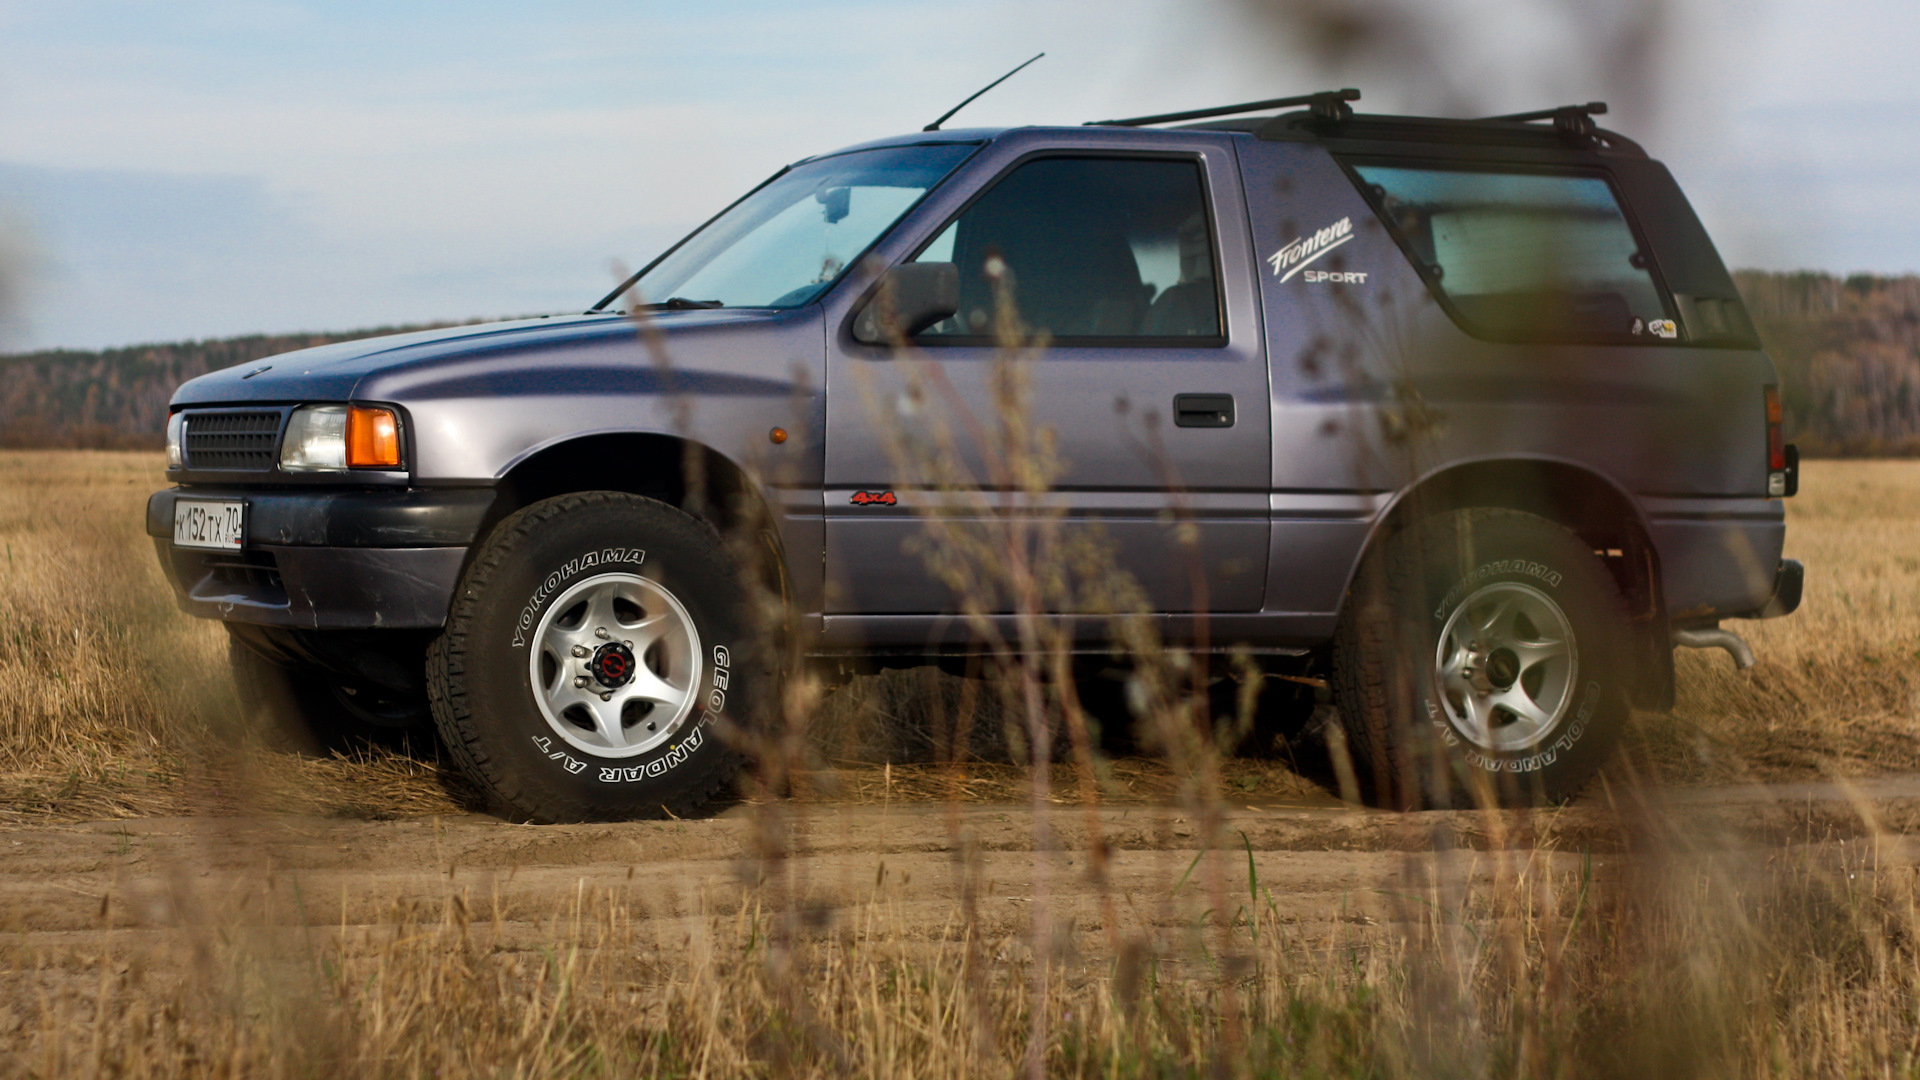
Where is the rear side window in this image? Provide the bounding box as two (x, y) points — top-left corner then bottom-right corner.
(913, 156), (1223, 342)
(1352, 164), (1670, 343)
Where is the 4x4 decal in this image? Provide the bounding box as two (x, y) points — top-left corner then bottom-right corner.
(850, 490), (897, 506)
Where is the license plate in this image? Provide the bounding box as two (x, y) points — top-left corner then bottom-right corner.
(173, 499), (247, 550)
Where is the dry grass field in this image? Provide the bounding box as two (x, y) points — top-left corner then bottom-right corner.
(1665, 459), (1920, 778)
(2, 451), (1918, 1078)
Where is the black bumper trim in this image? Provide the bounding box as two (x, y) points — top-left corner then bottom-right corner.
(158, 540), (468, 629)
(147, 486), (495, 547)
(1735, 558), (1804, 620)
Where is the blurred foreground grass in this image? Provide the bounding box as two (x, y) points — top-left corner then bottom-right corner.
(5, 451), (1920, 1079)
(0, 451), (1915, 820)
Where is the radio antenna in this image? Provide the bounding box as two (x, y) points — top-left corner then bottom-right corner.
(923, 53), (1044, 132)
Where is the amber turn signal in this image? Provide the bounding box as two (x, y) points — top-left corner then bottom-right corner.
(769, 427), (788, 445)
(347, 405), (402, 468)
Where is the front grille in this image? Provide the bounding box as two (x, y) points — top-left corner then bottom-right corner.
(184, 410), (281, 471)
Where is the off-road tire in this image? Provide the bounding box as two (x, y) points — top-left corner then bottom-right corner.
(1330, 509), (1632, 809)
(426, 492), (756, 822)
(228, 633), (427, 754)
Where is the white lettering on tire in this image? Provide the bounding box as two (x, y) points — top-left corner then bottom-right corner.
(590, 643), (732, 783)
(510, 547), (646, 646)
(530, 734), (589, 774)
(1455, 680), (1602, 774)
(1434, 559), (1564, 620)
(596, 725), (706, 783)
(705, 644), (730, 714)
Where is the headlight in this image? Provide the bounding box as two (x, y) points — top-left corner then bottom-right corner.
(280, 404), (404, 471)
(165, 412), (184, 468)
(280, 405), (348, 470)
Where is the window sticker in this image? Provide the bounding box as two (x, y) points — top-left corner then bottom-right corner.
(1351, 165), (1668, 342)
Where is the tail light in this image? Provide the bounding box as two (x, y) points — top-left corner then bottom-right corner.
(1764, 386), (1785, 470)
(1765, 386), (1797, 497)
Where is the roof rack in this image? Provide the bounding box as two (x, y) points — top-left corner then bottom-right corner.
(1483, 101), (1608, 138)
(1086, 88), (1359, 128)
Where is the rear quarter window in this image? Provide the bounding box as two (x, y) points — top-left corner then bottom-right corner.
(1351, 163), (1671, 344)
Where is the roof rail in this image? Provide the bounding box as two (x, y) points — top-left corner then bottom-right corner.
(1483, 101), (1608, 138)
(1086, 88), (1359, 128)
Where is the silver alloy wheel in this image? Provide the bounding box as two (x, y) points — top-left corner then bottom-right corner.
(527, 572), (702, 759)
(1433, 581), (1578, 753)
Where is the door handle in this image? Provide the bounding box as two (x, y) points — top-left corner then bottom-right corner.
(1173, 393), (1234, 428)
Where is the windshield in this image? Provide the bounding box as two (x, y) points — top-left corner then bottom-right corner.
(617, 144), (976, 309)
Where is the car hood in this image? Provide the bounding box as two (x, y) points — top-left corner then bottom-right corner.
(170, 309), (802, 407)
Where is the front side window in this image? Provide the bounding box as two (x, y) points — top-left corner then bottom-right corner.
(1352, 164), (1668, 342)
(914, 156), (1223, 342)
(627, 143), (975, 309)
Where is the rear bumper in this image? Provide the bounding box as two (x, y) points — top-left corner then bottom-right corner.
(146, 486), (492, 630)
(1643, 496), (1788, 621)
(1737, 558), (1803, 620)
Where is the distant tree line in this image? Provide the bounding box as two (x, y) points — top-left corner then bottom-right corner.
(0, 323), (463, 449)
(1735, 272), (1920, 456)
(2, 274), (1918, 455)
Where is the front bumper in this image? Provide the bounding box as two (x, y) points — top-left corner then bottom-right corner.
(146, 487), (494, 630)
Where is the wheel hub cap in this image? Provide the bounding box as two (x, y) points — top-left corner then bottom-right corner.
(1434, 582), (1577, 754)
(589, 641), (636, 688)
(527, 572), (702, 759)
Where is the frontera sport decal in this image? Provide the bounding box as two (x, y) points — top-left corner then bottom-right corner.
(1267, 216), (1354, 283)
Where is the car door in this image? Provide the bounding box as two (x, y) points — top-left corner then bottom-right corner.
(821, 137), (1271, 630)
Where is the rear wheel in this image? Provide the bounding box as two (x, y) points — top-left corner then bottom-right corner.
(1330, 509), (1632, 809)
(426, 492), (758, 822)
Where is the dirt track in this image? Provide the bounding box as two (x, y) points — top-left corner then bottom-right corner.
(9, 777), (1920, 974)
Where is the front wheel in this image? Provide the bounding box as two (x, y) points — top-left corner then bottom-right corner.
(1330, 509), (1633, 809)
(426, 492), (759, 822)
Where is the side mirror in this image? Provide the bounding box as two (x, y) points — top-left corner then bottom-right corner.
(852, 263), (959, 345)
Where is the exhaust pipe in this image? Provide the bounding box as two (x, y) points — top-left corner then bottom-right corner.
(1673, 626), (1756, 670)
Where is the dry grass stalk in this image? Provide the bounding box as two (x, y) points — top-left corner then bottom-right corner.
(8, 802), (1920, 1079)
(4, 453), (1910, 817)
(2, 448), (1919, 1077)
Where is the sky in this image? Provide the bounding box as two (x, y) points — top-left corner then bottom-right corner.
(0, 0), (1915, 351)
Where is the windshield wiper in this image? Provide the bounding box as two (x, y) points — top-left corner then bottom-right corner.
(641, 297), (724, 311)
(586, 296), (723, 315)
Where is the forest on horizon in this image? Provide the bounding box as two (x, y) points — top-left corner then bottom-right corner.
(1, 270), (1917, 455)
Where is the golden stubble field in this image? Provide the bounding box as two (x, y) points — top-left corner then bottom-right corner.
(2, 451), (1919, 1078)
